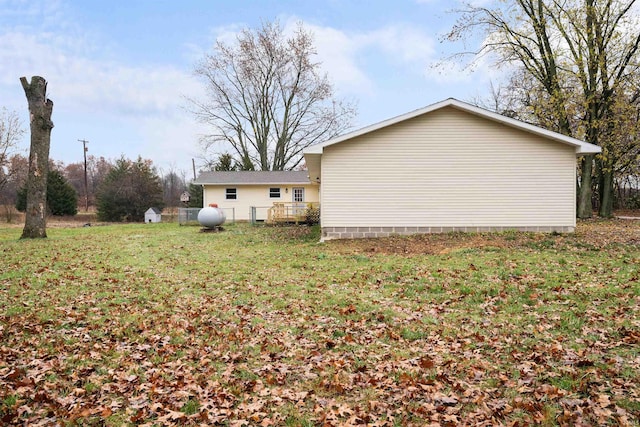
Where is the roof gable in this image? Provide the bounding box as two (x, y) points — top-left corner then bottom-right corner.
(194, 170), (311, 185)
(304, 98), (601, 155)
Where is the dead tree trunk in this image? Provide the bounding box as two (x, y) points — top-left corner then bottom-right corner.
(20, 76), (54, 239)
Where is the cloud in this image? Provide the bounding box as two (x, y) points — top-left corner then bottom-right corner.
(361, 25), (435, 66)
(205, 17), (439, 99)
(300, 21), (440, 98)
(300, 23), (375, 97)
(0, 0), (201, 118)
(138, 112), (207, 174)
(0, 0), (66, 27)
(209, 24), (246, 47)
(0, 31), (201, 119)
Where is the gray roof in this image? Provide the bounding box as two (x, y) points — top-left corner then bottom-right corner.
(146, 207), (162, 214)
(193, 170), (311, 185)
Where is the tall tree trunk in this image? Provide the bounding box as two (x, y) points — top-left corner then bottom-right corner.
(577, 155), (593, 218)
(20, 76), (54, 239)
(599, 165), (614, 218)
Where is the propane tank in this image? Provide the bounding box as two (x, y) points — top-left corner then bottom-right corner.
(197, 204), (226, 228)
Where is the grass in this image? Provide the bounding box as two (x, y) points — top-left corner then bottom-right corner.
(0, 220), (638, 426)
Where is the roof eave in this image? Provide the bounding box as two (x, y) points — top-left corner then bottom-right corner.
(576, 146), (602, 155)
(193, 170), (312, 186)
(197, 181), (312, 186)
(304, 145), (323, 154)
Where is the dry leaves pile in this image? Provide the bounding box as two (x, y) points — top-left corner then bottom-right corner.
(331, 218), (640, 256)
(0, 219), (638, 426)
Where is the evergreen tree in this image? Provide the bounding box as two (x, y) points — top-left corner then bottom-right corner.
(214, 153), (237, 171)
(187, 182), (203, 208)
(96, 157), (164, 222)
(15, 169), (77, 216)
(15, 186), (25, 212)
(47, 170), (77, 215)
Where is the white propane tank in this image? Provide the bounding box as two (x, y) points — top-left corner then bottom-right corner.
(198, 204), (226, 228)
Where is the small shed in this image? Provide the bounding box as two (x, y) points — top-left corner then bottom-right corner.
(145, 207), (162, 223)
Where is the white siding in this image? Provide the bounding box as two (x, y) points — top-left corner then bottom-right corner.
(321, 107), (576, 228)
(203, 184), (319, 221)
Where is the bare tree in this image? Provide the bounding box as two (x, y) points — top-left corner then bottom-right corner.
(63, 162), (85, 205)
(20, 76), (54, 239)
(0, 154), (28, 204)
(63, 156), (114, 208)
(0, 108), (25, 198)
(0, 111), (25, 223)
(88, 156), (114, 206)
(446, 0), (640, 218)
(190, 20), (356, 171)
(160, 166), (187, 210)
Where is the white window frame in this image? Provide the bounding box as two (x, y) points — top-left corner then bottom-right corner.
(269, 187), (281, 198)
(293, 187), (304, 203)
(225, 188), (237, 200)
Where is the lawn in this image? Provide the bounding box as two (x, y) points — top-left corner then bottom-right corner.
(0, 219), (638, 426)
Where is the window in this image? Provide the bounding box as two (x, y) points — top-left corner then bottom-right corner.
(269, 187), (281, 198)
(225, 188), (237, 200)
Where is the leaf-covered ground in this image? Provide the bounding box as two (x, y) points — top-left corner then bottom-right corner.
(0, 219), (638, 426)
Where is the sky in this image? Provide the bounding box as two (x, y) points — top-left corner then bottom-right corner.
(0, 0), (501, 177)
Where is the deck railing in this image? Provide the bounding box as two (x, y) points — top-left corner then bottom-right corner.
(267, 202), (319, 224)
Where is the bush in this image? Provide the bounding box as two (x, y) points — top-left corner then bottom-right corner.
(304, 206), (320, 225)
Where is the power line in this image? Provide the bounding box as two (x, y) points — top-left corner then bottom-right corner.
(78, 139), (89, 212)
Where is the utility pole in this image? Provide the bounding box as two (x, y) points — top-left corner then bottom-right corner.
(78, 139), (89, 212)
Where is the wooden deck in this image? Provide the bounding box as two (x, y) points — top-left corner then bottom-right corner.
(267, 202), (319, 224)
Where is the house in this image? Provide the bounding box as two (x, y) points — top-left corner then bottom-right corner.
(145, 207), (162, 223)
(303, 98), (601, 240)
(193, 171), (320, 222)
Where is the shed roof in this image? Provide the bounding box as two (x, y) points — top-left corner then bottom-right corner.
(194, 170), (311, 185)
(146, 207), (161, 214)
(304, 98), (602, 156)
